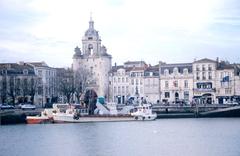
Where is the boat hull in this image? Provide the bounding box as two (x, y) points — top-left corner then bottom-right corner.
(53, 114), (156, 123)
(26, 116), (51, 124)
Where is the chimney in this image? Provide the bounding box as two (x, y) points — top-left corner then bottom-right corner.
(18, 61), (24, 65)
(216, 57), (219, 68)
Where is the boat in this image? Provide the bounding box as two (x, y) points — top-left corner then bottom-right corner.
(26, 109), (54, 124)
(52, 100), (157, 123)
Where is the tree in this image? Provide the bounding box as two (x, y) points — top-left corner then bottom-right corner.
(29, 77), (39, 104)
(0, 76), (7, 103)
(8, 76), (17, 105)
(21, 78), (29, 103)
(59, 69), (75, 103)
(74, 68), (92, 104)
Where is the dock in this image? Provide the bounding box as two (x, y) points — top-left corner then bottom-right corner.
(0, 109), (43, 125)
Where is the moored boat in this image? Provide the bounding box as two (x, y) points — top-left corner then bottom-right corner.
(26, 109), (54, 124)
(52, 102), (157, 123)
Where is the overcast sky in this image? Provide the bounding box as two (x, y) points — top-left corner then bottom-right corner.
(0, 0), (240, 67)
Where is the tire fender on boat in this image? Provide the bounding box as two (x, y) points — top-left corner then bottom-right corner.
(73, 114), (80, 120)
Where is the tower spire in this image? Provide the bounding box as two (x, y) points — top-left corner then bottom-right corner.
(89, 12), (94, 29)
(90, 12), (92, 21)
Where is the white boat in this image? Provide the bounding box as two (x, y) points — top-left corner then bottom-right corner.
(52, 103), (157, 123)
(131, 104), (157, 121)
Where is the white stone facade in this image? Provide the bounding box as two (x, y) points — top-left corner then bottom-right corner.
(28, 62), (57, 106)
(144, 66), (160, 104)
(109, 61), (147, 104)
(72, 18), (112, 99)
(192, 59), (217, 104)
(159, 63), (194, 104)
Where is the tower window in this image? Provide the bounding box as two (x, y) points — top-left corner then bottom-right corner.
(88, 44), (93, 55)
(88, 37), (93, 40)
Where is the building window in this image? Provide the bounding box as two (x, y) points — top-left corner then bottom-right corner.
(197, 72), (200, 80)
(208, 72), (212, 80)
(184, 80), (188, 88)
(131, 79), (134, 85)
(38, 70), (42, 76)
(126, 86), (129, 94)
(126, 77), (128, 82)
(196, 65), (200, 71)
(118, 87), (120, 94)
(202, 72), (206, 80)
(165, 92), (170, 98)
(221, 72), (224, 79)
(122, 77), (124, 83)
(113, 87), (117, 94)
(118, 78), (120, 83)
(208, 64), (212, 71)
(122, 86), (125, 94)
(173, 67), (178, 75)
(225, 88), (232, 94)
(183, 68), (188, 75)
(184, 91), (189, 101)
(114, 77), (116, 83)
(165, 81), (169, 89)
(173, 81), (178, 87)
(164, 69), (169, 76)
(136, 79), (139, 85)
(202, 65), (206, 71)
(23, 69), (28, 75)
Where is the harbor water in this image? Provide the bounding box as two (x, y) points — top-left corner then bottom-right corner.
(1, 118), (240, 156)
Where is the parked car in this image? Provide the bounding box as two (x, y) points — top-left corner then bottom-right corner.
(15, 103), (24, 109)
(0, 104), (14, 110)
(225, 101), (239, 106)
(21, 104), (36, 110)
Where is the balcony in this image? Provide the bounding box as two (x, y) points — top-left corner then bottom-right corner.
(193, 88), (216, 92)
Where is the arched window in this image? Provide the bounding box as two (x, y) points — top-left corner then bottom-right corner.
(88, 44), (93, 55)
(164, 69), (169, 76)
(183, 68), (188, 75)
(173, 67), (178, 75)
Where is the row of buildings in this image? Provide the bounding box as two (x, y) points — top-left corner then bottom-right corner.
(109, 59), (240, 104)
(0, 62), (68, 106)
(1, 17), (240, 106)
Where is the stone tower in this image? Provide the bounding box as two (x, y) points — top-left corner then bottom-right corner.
(72, 17), (112, 100)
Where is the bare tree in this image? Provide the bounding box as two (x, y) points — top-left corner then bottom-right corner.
(8, 76), (18, 105)
(29, 77), (39, 104)
(21, 78), (29, 103)
(74, 68), (92, 104)
(59, 69), (75, 103)
(0, 76), (7, 103)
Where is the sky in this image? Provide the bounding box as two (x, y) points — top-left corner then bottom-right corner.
(0, 0), (240, 67)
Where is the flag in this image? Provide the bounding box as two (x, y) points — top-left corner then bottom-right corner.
(222, 76), (229, 82)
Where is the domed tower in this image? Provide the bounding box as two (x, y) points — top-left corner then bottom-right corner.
(73, 17), (112, 100)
